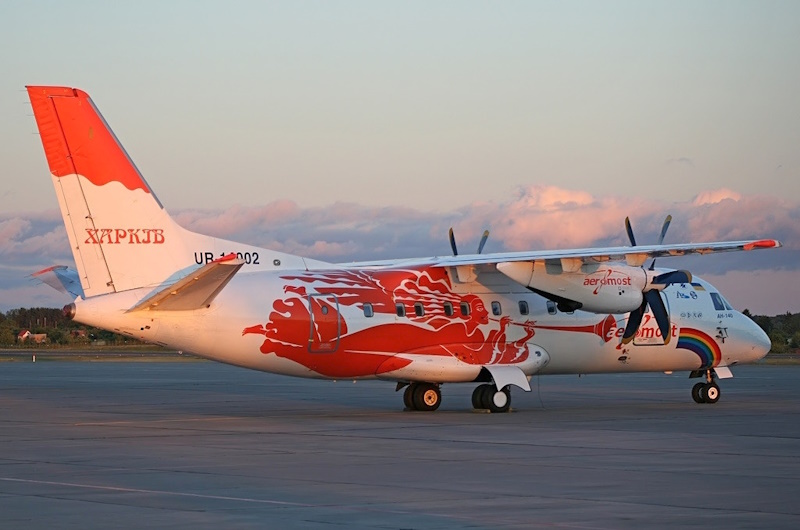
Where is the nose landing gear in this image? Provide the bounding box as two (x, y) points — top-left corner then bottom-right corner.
(691, 369), (721, 404)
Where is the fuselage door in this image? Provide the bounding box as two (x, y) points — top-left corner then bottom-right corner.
(308, 294), (340, 353)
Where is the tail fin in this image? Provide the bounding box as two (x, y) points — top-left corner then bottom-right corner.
(27, 86), (316, 298)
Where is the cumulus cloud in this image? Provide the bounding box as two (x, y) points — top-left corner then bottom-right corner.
(692, 188), (742, 206)
(1, 187), (798, 313)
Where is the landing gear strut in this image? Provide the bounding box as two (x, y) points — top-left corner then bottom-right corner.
(472, 383), (511, 413)
(402, 382), (441, 412)
(691, 369), (721, 404)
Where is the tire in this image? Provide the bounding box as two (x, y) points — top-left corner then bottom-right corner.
(412, 383), (441, 412)
(471, 386), (484, 409)
(702, 382), (721, 404)
(488, 386), (511, 413)
(403, 385), (415, 410)
(691, 382), (706, 404)
(478, 384), (494, 410)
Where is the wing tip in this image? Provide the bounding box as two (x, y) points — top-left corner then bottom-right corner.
(743, 239), (781, 251)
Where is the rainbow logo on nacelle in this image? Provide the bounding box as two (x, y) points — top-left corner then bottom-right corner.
(676, 328), (722, 369)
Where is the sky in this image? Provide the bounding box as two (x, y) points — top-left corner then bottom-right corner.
(1, 0), (798, 315)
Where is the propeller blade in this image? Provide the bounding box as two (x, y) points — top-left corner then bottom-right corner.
(650, 214), (672, 270)
(448, 227), (458, 256)
(477, 230), (489, 254)
(657, 215), (672, 245)
(652, 269), (692, 286)
(624, 217), (637, 247)
(645, 290), (672, 345)
(622, 299), (648, 344)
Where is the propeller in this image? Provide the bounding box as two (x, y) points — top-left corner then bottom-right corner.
(477, 230), (490, 254)
(624, 217), (637, 247)
(448, 228), (459, 256)
(448, 228), (490, 256)
(622, 215), (687, 345)
(651, 214), (672, 270)
(621, 269), (692, 345)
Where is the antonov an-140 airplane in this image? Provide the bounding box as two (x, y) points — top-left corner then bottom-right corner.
(26, 86), (781, 412)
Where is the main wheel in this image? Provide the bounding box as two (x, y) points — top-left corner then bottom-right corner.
(702, 382), (721, 404)
(477, 384), (494, 410)
(488, 386), (511, 413)
(403, 384), (416, 410)
(691, 382), (706, 403)
(471, 385), (485, 409)
(412, 383), (441, 412)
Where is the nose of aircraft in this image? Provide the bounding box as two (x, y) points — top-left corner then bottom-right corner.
(744, 317), (772, 361)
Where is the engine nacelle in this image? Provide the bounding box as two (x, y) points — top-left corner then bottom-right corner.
(497, 261), (648, 313)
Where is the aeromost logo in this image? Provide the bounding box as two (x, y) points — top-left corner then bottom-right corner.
(583, 269), (632, 294)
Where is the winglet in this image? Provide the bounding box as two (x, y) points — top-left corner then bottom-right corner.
(128, 254), (244, 312)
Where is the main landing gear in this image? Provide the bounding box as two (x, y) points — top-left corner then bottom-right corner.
(691, 369), (721, 404)
(399, 382), (513, 413)
(402, 382), (442, 412)
(472, 383), (511, 413)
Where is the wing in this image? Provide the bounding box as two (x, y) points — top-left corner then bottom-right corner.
(342, 239), (781, 271)
(430, 239), (782, 269)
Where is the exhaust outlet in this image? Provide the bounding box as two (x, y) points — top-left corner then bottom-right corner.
(62, 303), (76, 320)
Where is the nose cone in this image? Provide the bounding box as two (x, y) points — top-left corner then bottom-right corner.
(744, 317), (772, 361)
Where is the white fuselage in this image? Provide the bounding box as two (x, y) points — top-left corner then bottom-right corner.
(69, 266), (770, 384)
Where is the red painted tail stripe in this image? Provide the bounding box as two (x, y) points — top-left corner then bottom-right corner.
(26, 86), (151, 194)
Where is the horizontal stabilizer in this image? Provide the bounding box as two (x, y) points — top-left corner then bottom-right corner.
(31, 266), (84, 298)
(128, 254), (244, 312)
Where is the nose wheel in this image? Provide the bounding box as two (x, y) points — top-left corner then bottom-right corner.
(692, 381), (721, 403)
(691, 369), (721, 404)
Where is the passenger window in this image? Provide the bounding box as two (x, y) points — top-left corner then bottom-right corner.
(363, 303), (374, 318)
(460, 302), (471, 316)
(414, 302), (425, 317)
(519, 300), (529, 316)
(395, 303), (406, 317)
(710, 292), (725, 311)
(546, 301), (557, 315)
(491, 301), (502, 316)
(443, 302), (454, 317)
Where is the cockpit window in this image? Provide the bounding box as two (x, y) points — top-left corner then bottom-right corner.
(710, 292), (732, 311)
(722, 294), (733, 310)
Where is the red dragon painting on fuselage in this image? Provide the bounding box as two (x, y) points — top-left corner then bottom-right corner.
(242, 266), (540, 378)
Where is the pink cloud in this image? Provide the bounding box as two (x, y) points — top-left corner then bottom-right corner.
(692, 188), (743, 206)
(2, 187), (797, 314)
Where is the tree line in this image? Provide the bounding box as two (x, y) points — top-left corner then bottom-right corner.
(742, 310), (800, 354)
(1, 306), (798, 352)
